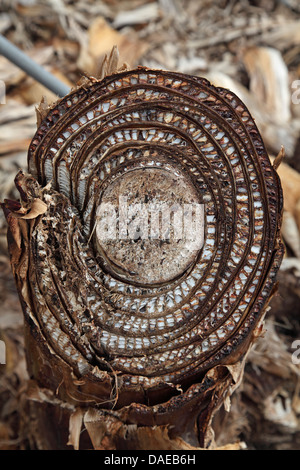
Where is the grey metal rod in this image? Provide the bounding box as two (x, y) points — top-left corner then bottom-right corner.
(0, 34), (71, 98)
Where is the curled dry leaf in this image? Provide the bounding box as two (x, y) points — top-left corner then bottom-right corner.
(98, 46), (131, 81)
(273, 146), (285, 171)
(270, 156), (300, 259)
(77, 16), (148, 77)
(243, 46), (291, 124)
(82, 407), (245, 450)
(282, 210), (300, 259)
(36, 96), (50, 128)
(67, 408), (85, 450)
(271, 158), (300, 227)
(204, 71), (296, 158)
(20, 68), (73, 107)
(7, 199), (48, 220)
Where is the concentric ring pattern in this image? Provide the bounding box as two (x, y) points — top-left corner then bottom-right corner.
(26, 68), (283, 407)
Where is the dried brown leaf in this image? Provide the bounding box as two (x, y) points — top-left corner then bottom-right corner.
(271, 157), (300, 232)
(12, 199), (48, 220)
(273, 146), (285, 171)
(77, 17), (147, 77)
(243, 46), (291, 124)
(67, 408), (84, 450)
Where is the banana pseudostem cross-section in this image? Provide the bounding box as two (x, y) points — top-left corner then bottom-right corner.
(2, 68), (284, 449)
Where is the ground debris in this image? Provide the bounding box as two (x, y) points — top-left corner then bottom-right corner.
(0, 0), (300, 450)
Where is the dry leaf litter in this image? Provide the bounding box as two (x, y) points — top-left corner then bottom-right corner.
(0, 0), (300, 450)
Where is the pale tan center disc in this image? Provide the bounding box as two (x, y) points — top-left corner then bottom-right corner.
(95, 167), (205, 286)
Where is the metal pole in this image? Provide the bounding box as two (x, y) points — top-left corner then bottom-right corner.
(0, 34), (71, 98)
